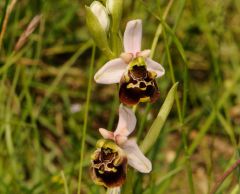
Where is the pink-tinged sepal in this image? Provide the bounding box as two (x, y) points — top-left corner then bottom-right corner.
(94, 58), (127, 84)
(123, 20), (142, 55)
(146, 58), (165, 78)
(99, 128), (114, 140)
(114, 105), (136, 137)
(122, 139), (152, 173)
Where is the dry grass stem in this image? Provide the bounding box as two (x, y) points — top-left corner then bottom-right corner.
(14, 14), (42, 51)
(0, 0), (17, 50)
(210, 159), (240, 194)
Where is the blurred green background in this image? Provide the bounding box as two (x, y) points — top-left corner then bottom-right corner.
(0, 0), (240, 193)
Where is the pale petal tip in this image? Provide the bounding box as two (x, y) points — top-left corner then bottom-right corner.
(124, 19), (143, 54)
(127, 19), (142, 26)
(137, 49), (151, 58)
(94, 73), (105, 84)
(99, 128), (114, 139)
(157, 64), (165, 77)
(123, 139), (152, 173)
(134, 158), (152, 173)
(143, 161), (152, 173)
(126, 19), (142, 34)
(94, 73), (100, 83)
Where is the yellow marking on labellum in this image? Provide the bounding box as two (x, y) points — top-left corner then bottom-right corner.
(126, 78), (154, 89)
(149, 71), (157, 79)
(91, 150), (99, 160)
(126, 83), (136, 89)
(126, 82), (146, 91)
(113, 155), (123, 166)
(96, 139), (105, 148)
(90, 139), (128, 188)
(128, 57), (146, 71)
(104, 165), (117, 172)
(125, 74), (130, 82)
(96, 139), (120, 153)
(110, 167), (117, 172)
(139, 97), (150, 102)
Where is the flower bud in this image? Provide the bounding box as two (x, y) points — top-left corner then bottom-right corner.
(106, 0), (122, 32)
(90, 1), (110, 32)
(85, 3), (114, 59)
(90, 139), (127, 188)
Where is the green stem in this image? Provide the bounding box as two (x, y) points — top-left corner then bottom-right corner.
(163, 20), (195, 194)
(5, 64), (20, 151)
(162, 27), (182, 122)
(107, 87), (119, 130)
(137, 104), (151, 141)
(150, 0), (174, 58)
(61, 171), (70, 194)
(77, 45), (96, 194)
(4, 61), (21, 176)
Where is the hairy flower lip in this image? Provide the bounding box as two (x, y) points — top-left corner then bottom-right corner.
(119, 57), (160, 105)
(90, 139), (128, 188)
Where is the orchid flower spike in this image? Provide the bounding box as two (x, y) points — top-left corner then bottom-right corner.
(90, 105), (152, 190)
(94, 19), (165, 105)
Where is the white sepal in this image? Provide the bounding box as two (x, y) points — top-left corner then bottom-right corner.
(123, 20), (142, 56)
(114, 106), (136, 137)
(146, 58), (165, 78)
(123, 139), (152, 173)
(94, 58), (126, 84)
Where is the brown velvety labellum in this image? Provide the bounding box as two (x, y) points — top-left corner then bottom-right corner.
(90, 144), (127, 188)
(119, 64), (160, 106)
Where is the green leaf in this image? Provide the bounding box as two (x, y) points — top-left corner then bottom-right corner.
(140, 82), (178, 153)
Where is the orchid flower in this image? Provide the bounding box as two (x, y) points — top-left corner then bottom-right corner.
(99, 105), (152, 173)
(90, 105), (152, 192)
(94, 19), (165, 105)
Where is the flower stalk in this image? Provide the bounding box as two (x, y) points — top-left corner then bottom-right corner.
(77, 45), (96, 194)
